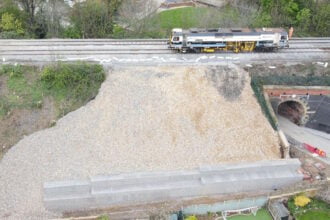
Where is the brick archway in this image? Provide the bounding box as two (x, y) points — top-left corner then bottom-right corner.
(277, 99), (308, 125)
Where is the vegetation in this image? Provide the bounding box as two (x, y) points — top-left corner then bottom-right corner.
(0, 64), (43, 117)
(227, 208), (272, 220)
(294, 195), (311, 207)
(251, 77), (278, 130)
(0, 0), (121, 38)
(0, 62), (105, 118)
(97, 215), (110, 220)
(118, 6), (244, 38)
(0, 0), (329, 39)
(68, 0), (121, 38)
(297, 210), (330, 220)
(186, 208), (272, 220)
(288, 196), (330, 220)
(254, 0), (330, 36)
(118, 0), (330, 38)
(0, 0), (26, 38)
(251, 74), (330, 87)
(41, 62), (105, 116)
(185, 215), (198, 220)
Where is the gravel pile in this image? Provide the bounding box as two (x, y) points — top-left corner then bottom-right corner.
(0, 65), (280, 219)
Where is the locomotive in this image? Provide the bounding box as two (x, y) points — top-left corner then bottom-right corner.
(168, 28), (289, 53)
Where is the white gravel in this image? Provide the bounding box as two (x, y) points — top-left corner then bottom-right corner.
(0, 65), (280, 219)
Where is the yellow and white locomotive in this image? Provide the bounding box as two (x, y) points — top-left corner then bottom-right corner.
(168, 28), (289, 53)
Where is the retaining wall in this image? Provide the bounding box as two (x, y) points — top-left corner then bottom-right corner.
(44, 159), (303, 212)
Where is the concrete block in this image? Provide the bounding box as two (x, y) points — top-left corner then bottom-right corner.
(44, 180), (90, 199)
(44, 196), (94, 211)
(91, 171), (200, 192)
(43, 159), (303, 213)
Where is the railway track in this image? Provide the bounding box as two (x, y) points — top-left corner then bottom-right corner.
(0, 38), (329, 45)
(0, 48), (329, 55)
(0, 48), (328, 55)
(0, 38), (328, 63)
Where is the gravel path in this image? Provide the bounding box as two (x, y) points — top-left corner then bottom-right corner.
(0, 65), (280, 219)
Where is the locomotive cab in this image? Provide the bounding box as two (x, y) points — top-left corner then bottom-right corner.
(279, 32), (289, 48)
(169, 28), (183, 50)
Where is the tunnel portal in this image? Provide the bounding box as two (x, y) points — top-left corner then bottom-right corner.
(277, 100), (306, 125)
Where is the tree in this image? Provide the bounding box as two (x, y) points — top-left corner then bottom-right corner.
(43, 0), (68, 38)
(70, 0), (121, 38)
(312, 3), (330, 36)
(104, 0), (121, 16)
(296, 8), (311, 33)
(16, 0), (45, 32)
(118, 0), (159, 36)
(0, 12), (24, 34)
(0, 0), (22, 18)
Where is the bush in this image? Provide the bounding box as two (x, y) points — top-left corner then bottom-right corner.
(295, 195), (311, 207)
(0, 30), (23, 39)
(185, 215), (198, 220)
(251, 76), (278, 130)
(0, 64), (23, 78)
(0, 63), (105, 118)
(63, 26), (82, 38)
(112, 24), (126, 38)
(41, 62), (105, 102)
(288, 196), (330, 220)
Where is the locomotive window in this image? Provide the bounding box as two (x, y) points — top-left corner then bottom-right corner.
(173, 37), (180, 41)
(281, 36), (286, 40)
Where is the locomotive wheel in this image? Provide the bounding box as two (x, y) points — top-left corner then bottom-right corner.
(193, 48), (201, 53)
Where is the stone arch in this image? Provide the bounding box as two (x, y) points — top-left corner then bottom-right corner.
(277, 99), (309, 125)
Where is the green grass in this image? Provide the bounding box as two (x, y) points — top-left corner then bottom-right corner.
(151, 7), (209, 30)
(288, 196), (330, 220)
(297, 210), (330, 220)
(40, 62), (105, 116)
(251, 75), (330, 87)
(227, 208), (272, 220)
(97, 215), (109, 220)
(129, 6), (240, 38)
(0, 62), (105, 118)
(0, 65), (43, 117)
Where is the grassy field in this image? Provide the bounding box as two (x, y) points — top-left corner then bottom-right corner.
(288, 196), (330, 220)
(297, 210), (330, 220)
(124, 6), (241, 38)
(0, 65), (43, 117)
(0, 62), (105, 157)
(227, 208), (272, 220)
(0, 63), (105, 118)
(151, 7), (210, 30)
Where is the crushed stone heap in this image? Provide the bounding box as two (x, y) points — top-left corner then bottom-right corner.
(0, 65), (280, 219)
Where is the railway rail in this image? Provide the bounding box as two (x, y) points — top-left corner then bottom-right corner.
(0, 38), (329, 64)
